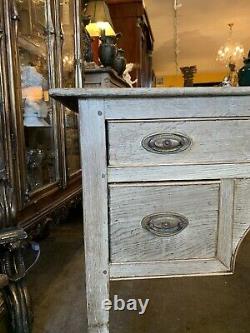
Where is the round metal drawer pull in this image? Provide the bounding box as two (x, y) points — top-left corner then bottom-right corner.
(141, 133), (192, 154)
(141, 213), (189, 237)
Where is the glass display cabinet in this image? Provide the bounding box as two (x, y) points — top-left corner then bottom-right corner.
(0, 0), (83, 230)
(0, 1), (83, 330)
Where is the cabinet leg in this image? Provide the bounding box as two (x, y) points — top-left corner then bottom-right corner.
(85, 271), (110, 332)
(80, 99), (110, 332)
(84, 247), (110, 333)
(3, 280), (32, 333)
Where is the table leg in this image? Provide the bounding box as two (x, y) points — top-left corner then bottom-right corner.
(79, 99), (110, 333)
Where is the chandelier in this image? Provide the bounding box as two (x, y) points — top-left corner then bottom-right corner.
(217, 23), (244, 66)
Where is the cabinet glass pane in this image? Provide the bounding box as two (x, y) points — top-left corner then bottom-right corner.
(60, 0), (81, 175)
(17, 0), (56, 192)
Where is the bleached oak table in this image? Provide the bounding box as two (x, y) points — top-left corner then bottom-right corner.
(50, 87), (250, 333)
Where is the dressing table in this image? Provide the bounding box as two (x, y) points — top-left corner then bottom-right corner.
(50, 87), (250, 333)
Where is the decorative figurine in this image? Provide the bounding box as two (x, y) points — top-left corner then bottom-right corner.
(228, 63), (238, 87)
(122, 63), (138, 87)
(221, 77), (232, 87)
(238, 50), (250, 86)
(21, 66), (50, 127)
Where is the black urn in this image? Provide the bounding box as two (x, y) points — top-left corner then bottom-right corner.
(113, 48), (127, 76)
(238, 50), (250, 86)
(99, 35), (117, 67)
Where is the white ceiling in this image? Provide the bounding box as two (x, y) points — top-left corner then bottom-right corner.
(144, 0), (250, 75)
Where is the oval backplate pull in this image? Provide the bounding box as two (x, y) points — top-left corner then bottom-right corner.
(141, 212), (189, 237)
(141, 133), (192, 154)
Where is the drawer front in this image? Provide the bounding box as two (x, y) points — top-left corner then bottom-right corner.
(109, 182), (220, 263)
(108, 119), (250, 166)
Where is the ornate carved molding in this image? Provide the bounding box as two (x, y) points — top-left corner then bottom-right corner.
(28, 192), (82, 239)
(0, 180), (17, 228)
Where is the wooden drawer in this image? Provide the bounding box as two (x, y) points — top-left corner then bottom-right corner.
(108, 119), (250, 166)
(109, 182), (220, 263)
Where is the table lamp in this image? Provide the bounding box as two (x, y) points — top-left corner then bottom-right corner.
(84, 0), (115, 37)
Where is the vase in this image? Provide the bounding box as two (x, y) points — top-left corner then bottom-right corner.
(113, 48), (127, 76)
(99, 35), (117, 67)
(239, 51), (250, 86)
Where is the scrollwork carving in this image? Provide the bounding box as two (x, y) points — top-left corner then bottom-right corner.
(0, 180), (17, 228)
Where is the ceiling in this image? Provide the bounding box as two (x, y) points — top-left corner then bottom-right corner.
(144, 0), (250, 75)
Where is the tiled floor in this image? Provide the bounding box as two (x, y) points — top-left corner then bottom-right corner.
(27, 211), (250, 333)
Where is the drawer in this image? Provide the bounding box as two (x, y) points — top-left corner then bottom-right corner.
(108, 119), (250, 166)
(109, 182), (220, 263)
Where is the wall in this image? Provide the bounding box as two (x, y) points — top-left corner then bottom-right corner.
(156, 71), (228, 87)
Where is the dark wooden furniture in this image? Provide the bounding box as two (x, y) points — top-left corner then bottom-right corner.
(85, 67), (130, 88)
(0, 0), (84, 330)
(0, 0), (84, 234)
(107, 0), (154, 87)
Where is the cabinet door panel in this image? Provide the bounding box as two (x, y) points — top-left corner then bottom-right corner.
(16, 0), (58, 192)
(0, 5), (6, 178)
(60, 0), (80, 176)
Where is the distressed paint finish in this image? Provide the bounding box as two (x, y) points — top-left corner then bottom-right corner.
(233, 179), (250, 253)
(79, 99), (110, 333)
(49, 87), (250, 333)
(108, 119), (250, 166)
(109, 182), (220, 262)
(108, 163), (250, 183)
(217, 179), (234, 268)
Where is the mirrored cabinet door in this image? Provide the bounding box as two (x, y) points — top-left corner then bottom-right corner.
(16, 0), (58, 192)
(60, 0), (80, 176)
(0, 4), (7, 180)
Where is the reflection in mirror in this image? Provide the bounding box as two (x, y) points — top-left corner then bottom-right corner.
(143, 0), (250, 87)
(17, 0), (56, 192)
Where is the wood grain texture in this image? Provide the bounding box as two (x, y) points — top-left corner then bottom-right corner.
(88, 327), (109, 333)
(109, 182), (219, 263)
(49, 88), (250, 118)
(108, 163), (250, 182)
(50, 87), (250, 98)
(217, 179), (234, 268)
(79, 99), (110, 333)
(105, 96), (250, 119)
(108, 119), (250, 166)
(110, 259), (229, 280)
(233, 179), (250, 253)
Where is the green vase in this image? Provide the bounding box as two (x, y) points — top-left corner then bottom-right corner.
(239, 50), (250, 86)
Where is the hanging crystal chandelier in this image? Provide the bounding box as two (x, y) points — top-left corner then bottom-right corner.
(217, 23), (244, 66)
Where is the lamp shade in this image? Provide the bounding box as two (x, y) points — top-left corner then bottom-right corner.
(85, 0), (115, 36)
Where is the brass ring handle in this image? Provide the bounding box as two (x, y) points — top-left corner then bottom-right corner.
(141, 213), (189, 237)
(141, 133), (192, 154)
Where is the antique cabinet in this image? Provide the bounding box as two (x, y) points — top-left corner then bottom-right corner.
(0, 0), (84, 233)
(107, 0), (154, 87)
(51, 87), (250, 333)
(0, 2), (83, 330)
